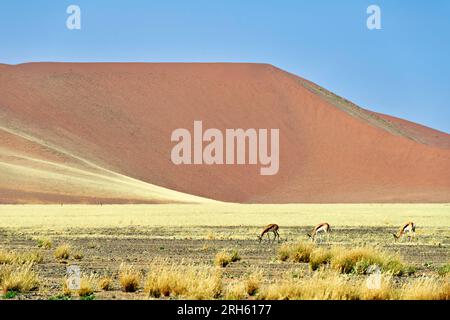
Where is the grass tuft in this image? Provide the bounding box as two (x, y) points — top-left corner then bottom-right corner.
(54, 244), (71, 260)
(36, 237), (53, 249)
(278, 242), (313, 263)
(0, 262), (40, 294)
(214, 249), (241, 268)
(144, 259), (222, 299)
(119, 264), (140, 293)
(98, 277), (112, 291)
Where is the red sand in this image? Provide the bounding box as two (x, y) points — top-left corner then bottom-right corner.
(0, 62), (449, 203)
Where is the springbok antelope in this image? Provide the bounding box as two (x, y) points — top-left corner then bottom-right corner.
(258, 224), (280, 243)
(307, 223), (331, 243)
(392, 222), (416, 242)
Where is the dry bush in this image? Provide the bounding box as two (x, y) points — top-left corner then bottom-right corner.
(258, 271), (395, 300)
(330, 247), (405, 275)
(214, 251), (231, 267)
(224, 281), (247, 300)
(400, 276), (450, 300)
(36, 237), (53, 249)
(144, 259), (222, 299)
(119, 264), (140, 292)
(309, 247), (333, 271)
(54, 244), (71, 260)
(62, 278), (72, 296)
(98, 277), (112, 291)
(359, 275), (396, 300)
(78, 275), (96, 297)
(438, 263), (450, 276)
(278, 242), (313, 263)
(258, 271), (360, 300)
(257, 270), (447, 300)
(0, 249), (43, 265)
(245, 270), (263, 296)
(278, 243), (408, 276)
(214, 249), (241, 268)
(0, 262), (40, 294)
(73, 251), (84, 260)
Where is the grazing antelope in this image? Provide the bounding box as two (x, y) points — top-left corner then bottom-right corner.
(392, 222), (416, 242)
(258, 224), (280, 243)
(307, 223), (331, 243)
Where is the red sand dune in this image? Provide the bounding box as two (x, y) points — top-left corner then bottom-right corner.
(0, 62), (449, 203)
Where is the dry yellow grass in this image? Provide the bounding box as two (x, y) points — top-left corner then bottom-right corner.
(0, 262), (40, 294)
(54, 244), (71, 260)
(309, 247), (333, 271)
(245, 270), (263, 296)
(278, 242), (314, 263)
(214, 249), (241, 267)
(1, 204), (448, 230)
(279, 242), (408, 276)
(119, 264), (140, 293)
(98, 277), (112, 291)
(0, 249), (43, 265)
(257, 271), (448, 300)
(36, 237), (52, 249)
(224, 281), (247, 300)
(330, 246), (406, 275)
(399, 276), (450, 300)
(144, 259), (222, 299)
(78, 275), (95, 297)
(73, 251), (84, 260)
(258, 271), (392, 300)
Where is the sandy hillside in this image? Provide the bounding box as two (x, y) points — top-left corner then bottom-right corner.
(0, 63), (449, 203)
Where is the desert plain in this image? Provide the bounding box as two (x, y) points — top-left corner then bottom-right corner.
(0, 203), (449, 300)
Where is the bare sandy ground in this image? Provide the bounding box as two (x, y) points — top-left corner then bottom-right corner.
(0, 63), (449, 203)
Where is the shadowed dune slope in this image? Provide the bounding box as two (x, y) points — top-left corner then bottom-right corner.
(0, 63), (449, 203)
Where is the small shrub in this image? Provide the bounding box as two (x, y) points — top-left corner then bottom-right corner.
(3, 290), (18, 299)
(0, 262), (40, 294)
(98, 277), (112, 291)
(330, 247), (405, 275)
(119, 264), (140, 292)
(245, 270), (263, 296)
(54, 244), (71, 260)
(215, 251), (231, 267)
(309, 248), (332, 271)
(400, 277), (450, 300)
(277, 245), (290, 262)
(80, 294), (95, 300)
(36, 237), (52, 249)
(278, 242), (313, 263)
(230, 250), (241, 262)
(0, 249), (43, 265)
(224, 282), (247, 300)
(73, 252), (84, 260)
(62, 278), (72, 297)
(78, 275), (95, 297)
(438, 263), (450, 276)
(144, 260), (222, 299)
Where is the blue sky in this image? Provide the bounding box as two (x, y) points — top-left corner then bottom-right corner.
(1, 0), (449, 133)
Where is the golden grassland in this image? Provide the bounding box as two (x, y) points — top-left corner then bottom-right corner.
(0, 204), (449, 230)
(0, 204), (449, 300)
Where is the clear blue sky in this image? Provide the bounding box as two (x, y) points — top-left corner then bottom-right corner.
(1, 0), (449, 133)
